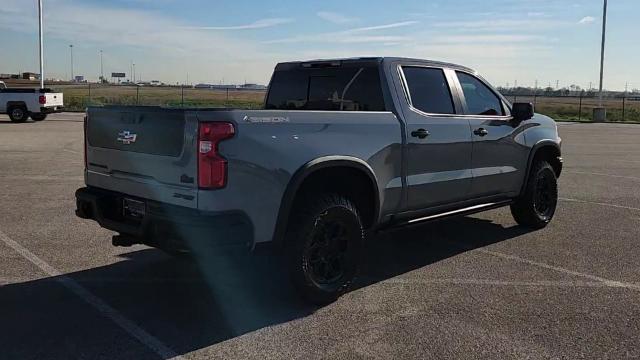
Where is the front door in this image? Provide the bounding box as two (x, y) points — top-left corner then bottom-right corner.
(453, 71), (528, 197)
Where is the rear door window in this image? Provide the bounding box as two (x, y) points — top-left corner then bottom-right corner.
(402, 67), (455, 115)
(265, 66), (386, 111)
(456, 72), (505, 116)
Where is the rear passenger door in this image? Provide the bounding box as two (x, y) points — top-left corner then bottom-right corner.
(452, 71), (528, 197)
(398, 65), (474, 211)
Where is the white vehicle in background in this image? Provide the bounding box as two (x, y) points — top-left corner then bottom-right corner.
(0, 81), (64, 122)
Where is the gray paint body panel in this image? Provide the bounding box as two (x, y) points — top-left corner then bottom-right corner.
(83, 57), (561, 246)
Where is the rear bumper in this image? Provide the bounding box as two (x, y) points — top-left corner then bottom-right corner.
(39, 106), (64, 114)
(75, 186), (253, 251)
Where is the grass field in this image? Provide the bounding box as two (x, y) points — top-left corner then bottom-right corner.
(39, 84), (640, 123)
(50, 84), (266, 110)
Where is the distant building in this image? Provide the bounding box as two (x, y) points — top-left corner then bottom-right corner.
(74, 75), (85, 82)
(22, 72), (40, 80)
(239, 83), (268, 90)
(194, 83), (267, 90)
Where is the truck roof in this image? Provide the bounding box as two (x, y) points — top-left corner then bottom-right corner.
(275, 57), (476, 73)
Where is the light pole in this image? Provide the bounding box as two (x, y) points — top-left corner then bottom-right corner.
(594, 0), (608, 122)
(38, 0), (44, 89)
(69, 44), (74, 81)
(598, 0), (607, 106)
(99, 50), (104, 83)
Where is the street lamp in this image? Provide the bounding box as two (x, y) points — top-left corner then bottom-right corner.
(69, 44), (74, 81)
(594, 0), (608, 122)
(38, 0), (44, 89)
(99, 50), (104, 83)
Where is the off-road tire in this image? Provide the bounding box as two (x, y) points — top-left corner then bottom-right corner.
(286, 194), (364, 305)
(511, 160), (558, 229)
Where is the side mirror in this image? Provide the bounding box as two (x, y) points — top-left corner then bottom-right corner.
(512, 102), (534, 121)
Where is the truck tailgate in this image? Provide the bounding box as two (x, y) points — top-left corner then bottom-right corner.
(85, 107), (199, 208)
(44, 93), (63, 107)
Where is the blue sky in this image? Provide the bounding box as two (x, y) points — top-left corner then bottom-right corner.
(0, 0), (638, 90)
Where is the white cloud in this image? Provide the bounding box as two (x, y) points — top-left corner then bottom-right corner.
(578, 16), (595, 25)
(187, 18), (293, 30)
(432, 19), (567, 31)
(0, 0), (280, 83)
(348, 21), (419, 32)
(265, 21), (419, 44)
(316, 11), (358, 24)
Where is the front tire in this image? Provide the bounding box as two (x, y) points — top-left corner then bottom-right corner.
(30, 113), (47, 121)
(8, 106), (28, 123)
(286, 194), (364, 305)
(511, 160), (558, 229)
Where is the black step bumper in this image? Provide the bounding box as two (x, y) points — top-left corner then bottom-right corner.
(75, 187), (253, 252)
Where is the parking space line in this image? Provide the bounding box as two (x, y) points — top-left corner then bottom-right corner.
(477, 249), (640, 292)
(565, 171), (640, 181)
(0, 228), (185, 360)
(376, 278), (630, 288)
(560, 197), (640, 212)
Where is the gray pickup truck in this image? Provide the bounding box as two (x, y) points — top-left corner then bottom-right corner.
(75, 57), (562, 303)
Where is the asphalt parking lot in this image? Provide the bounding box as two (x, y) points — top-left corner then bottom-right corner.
(1, 112), (639, 359)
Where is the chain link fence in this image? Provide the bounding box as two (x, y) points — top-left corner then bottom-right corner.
(49, 84), (266, 111)
(503, 93), (640, 122)
(37, 83), (640, 123)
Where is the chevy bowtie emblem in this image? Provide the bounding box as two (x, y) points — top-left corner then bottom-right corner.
(117, 130), (138, 145)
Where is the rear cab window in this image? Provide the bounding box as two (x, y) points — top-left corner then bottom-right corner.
(401, 66), (456, 115)
(265, 62), (386, 111)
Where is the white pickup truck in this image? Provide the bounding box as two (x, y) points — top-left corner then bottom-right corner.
(0, 81), (64, 122)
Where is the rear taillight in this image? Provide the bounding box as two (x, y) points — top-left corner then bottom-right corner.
(198, 122), (235, 189)
(39, 95), (46, 104)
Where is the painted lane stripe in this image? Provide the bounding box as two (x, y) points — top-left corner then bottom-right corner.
(560, 197), (640, 212)
(0, 229), (185, 360)
(477, 249), (640, 292)
(565, 170), (640, 181)
(375, 278), (636, 289)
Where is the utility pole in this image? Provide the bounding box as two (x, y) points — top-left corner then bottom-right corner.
(556, 80), (559, 90)
(69, 44), (74, 81)
(99, 50), (104, 83)
(133, 63), (136, 83)
(594, 0), (608, 122)
(598, 0), (608, 106)
(38, 0), (44, 89)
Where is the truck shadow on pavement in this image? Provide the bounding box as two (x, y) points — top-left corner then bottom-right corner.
(0, 216), (531, 359)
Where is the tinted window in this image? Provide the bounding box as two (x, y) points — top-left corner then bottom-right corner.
(456, 72), (504, 116)
(402, 67), (455, 114)
(265, 67), (386, 111)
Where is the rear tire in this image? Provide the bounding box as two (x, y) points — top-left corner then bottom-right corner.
(8, 106), (28, 123)
(286, 194), (364, 305)
(511, 160), (558, 229)
(30, 113), (47, 121)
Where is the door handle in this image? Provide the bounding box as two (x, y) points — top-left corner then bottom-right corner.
(474, 128), (489, 137)
(411, 129), (430, 139)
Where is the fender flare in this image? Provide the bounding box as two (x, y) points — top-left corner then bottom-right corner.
(520, 140), (562, 196)
(271, 156), (380, 247)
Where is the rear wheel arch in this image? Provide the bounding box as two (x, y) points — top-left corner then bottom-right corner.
(273, 156), (380, 247)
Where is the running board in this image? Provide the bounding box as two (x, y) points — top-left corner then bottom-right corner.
(391, 200), (513, 228)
